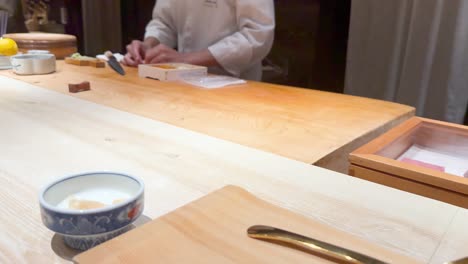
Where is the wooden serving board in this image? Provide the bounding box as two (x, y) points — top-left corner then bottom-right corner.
(74, 186), (418, 264)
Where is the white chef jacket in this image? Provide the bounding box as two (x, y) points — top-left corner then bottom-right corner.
(144, 0), (275, 81)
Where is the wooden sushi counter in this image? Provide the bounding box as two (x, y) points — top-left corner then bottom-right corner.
(0, 61), (415, 173)
(0, 75), (467, 263)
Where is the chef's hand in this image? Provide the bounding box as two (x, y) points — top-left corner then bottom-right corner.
(144, 44), (184, 64)
(123, 38), (159, 67)
(123, 40), (147, 66)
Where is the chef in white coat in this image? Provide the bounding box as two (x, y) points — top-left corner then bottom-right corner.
(123, 0), (275, 81)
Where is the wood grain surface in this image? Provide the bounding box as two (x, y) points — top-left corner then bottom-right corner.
(74, 186), (419, 264)
(0, 77), (465, 263)
(349, 165), (468, 209)
(0, 62), (415, 173)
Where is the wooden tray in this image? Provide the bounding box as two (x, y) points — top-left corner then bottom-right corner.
(74, 185), (417, 263)
(350, 117), (468, 208)
(3, 33), (77, 59)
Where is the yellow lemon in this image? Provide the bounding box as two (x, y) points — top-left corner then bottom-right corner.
(0, 38), (18, 56)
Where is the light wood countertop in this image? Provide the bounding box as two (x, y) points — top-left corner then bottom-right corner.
(0, 62), (415, 172)
(0, 76), (465, 263)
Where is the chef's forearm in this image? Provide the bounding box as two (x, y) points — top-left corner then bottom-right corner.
(143, 37), (160, 49)
(183, 50), (220, 68)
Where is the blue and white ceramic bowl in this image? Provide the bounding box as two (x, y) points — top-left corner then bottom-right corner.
(39, 172), (144, 250)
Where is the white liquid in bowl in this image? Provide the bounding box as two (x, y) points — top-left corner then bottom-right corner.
(58, 188), (131, 210)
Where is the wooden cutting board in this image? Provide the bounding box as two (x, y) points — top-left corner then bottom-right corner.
(74, 186), (419, 264)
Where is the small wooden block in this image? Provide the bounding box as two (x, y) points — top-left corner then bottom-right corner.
(69, 81), (91, 93)
(89, 59), (105, 68)
(65, 57), (90, 66)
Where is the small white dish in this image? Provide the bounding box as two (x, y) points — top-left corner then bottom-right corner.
(10, 54), (56, 75)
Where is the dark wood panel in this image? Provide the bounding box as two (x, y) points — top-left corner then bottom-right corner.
(81, 0), (122, 56)
(312, 0), (351, 93)
(3, 0), (27, 33)
(63, 0), (84, 53)
(120, 0), (154, 51)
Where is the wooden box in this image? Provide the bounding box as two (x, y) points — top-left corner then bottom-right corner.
(138, 63), (207, 81)
(349, 117), (468, 208)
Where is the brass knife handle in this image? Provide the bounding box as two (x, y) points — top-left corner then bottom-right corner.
(445, 257), (468, 264)
(247, 225), (389, 264)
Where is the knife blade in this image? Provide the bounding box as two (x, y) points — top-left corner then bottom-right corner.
(247, 225), (388, 264)
(105, 51), (125, 76)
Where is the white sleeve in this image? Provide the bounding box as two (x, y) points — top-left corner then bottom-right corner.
(144, 0), (177, 48)
(208, 0), (275, 77)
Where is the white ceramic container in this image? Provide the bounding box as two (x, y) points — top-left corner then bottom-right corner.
(0, 55), (11, 69)
(10, 53), (56, 75)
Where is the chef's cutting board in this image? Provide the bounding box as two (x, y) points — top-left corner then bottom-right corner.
(74, 185), (418, 264)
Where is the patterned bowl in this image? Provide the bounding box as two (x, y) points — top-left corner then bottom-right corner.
(39, 172), (144, 250)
